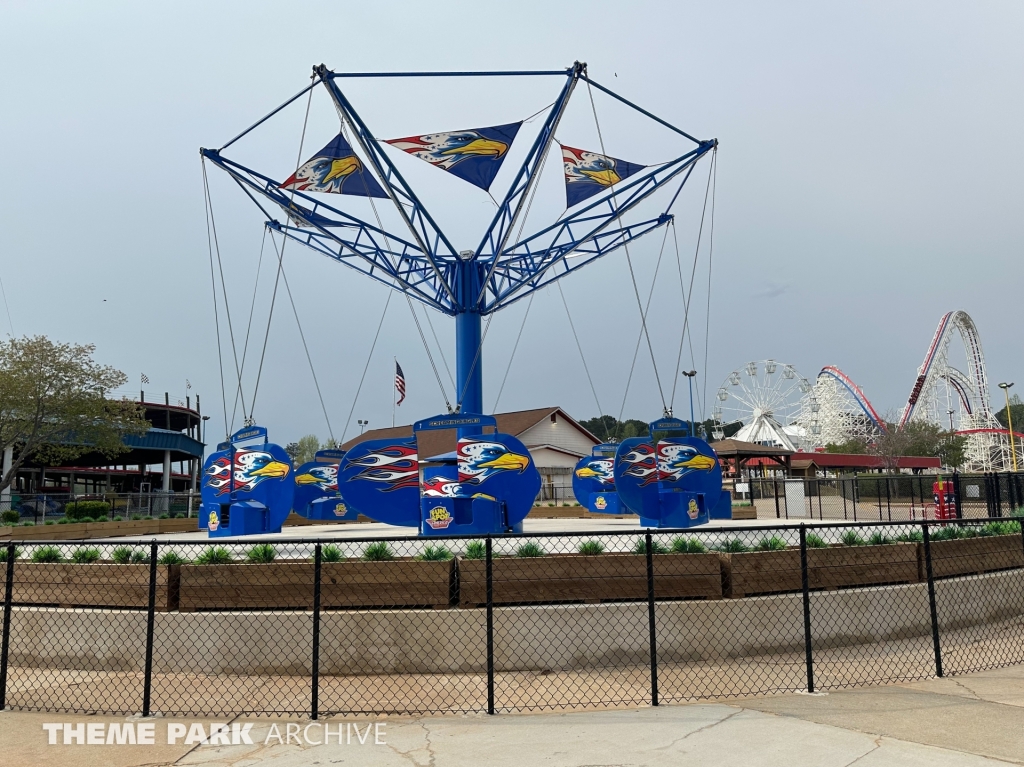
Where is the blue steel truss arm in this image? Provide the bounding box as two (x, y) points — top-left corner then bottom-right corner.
(473, 63), (584, 302)
(268, 221), (454, 313)
(314, 65), (460, 308)
(580, 75), (703, 146)
(219, 80), (319, 152)
(487, 215), (672, 313)
(481, 141), (714, 311)
(200, 148), (455, 312)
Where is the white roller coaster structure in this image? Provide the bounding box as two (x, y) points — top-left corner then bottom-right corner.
(799, 310), (1017, 471)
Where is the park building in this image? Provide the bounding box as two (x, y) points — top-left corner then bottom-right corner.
(341, 406), (601, 504)
(1, 391), (205, 514)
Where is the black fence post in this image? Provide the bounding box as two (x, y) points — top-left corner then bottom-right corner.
(141, 540), (158, 717)
(799, 526), (814, 693)
(877, 479), (883, 521)
(645, 530), (659, 707)
(485, 536), (494, 715)
(0, 542), (15, 710)
(922, 524), (944, 677)
(885, 477), (892, 521)
(311, 543), (322, 720)
(774, 478), (780, 519)
(842, 479), (848, 520)
(952, 472), (963, 519)
(994, 473), (1004, 517)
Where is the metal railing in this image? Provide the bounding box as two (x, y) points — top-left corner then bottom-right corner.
(0, 492), (198, 524)
(745, 472), (1024, 521)
(0, 516), (1022, 716)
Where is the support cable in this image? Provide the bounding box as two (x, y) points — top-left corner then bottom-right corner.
(586, 80), (667, 413)
(492, 292), (535, 412)
(250, 83), (315, 420)
(268, 231), (335, 442)
(230, 226), (268, 429)
(340, 290), (392, 443)
(455, 313), (494, 412)
(669, 155), (715, 411)
(701, 148), (718, 422)
(0, 271), (13, 336)
(201, 158), (229, 438)
(421, 304), (456, 391)
(557, 283), (608, 440)
(203, 161), (248, 427)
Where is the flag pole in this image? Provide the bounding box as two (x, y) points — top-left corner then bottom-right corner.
(392, 357), (396, 428)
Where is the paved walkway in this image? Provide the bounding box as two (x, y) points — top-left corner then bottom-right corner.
(2, 663), (1022, 766)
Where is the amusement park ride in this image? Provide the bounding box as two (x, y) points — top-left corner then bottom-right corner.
(714, 312), (1017, 472)
(198, 63), (724, 537)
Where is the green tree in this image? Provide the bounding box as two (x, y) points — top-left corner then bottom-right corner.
(293, 434), (321, 465)
(995, 393), (1024, 434)
(0, 336), (149, 493)
(826, 438), (869, 454)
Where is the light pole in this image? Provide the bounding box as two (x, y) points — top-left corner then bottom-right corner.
(947, 409), (955, 432)
(998, 382), (1017, 472)
(681, 370), (697, 437)
(358, 419), (369, 435)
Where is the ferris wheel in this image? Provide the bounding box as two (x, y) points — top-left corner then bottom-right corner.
(713, 360), (812, 450)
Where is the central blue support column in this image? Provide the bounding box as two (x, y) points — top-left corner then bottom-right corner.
(454, 261), (484, 436)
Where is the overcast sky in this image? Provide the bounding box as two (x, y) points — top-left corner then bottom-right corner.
(2, 1), (1021, 448)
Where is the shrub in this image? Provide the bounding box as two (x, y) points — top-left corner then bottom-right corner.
(578, 540), (605, 556)
(31, 545), (63, 563)
(632, 538), (669, 555)
(0, 510), (18, 525)
(805, 533), (828, 548)
(112, 546), (134, 564)
(715, 538), (749, 553)
(321, 544), (343, 563)
(463, 541), (487, 560)
(56, 518), (70, 525)
(980, 520), (1020, 536)
(113, 516), (124, 522)
(867, 532), (892, 546)
(44, 520), (55, 525)
(516, 541), (545, 557)
(130, 550), (149, 564)
(418, 545), (453, 561)
(895, 530), (924, 543)
(20, 521), (34, 526)
(246, 543), (276, 563)
(363, 541), (395, 561)
(157, 550), (187, 565)
(671, 536), (707, 554)
(71, 547), (101, 564)
(64, 500), (111, 521)
(159, 513), (170, 520)
(839, 530), (865, 547)
(130, 514), (142, 521)
(755, 536), (787, 552)
(77, 516), (95, 524)
(195, 546), (233, 565)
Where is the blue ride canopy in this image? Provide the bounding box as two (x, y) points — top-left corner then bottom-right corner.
(613, 418), (728, 528)
(293, 448), (358, 521)
(200, 425), (295, 537)
(572, 443), (625, 515)
(336, 413), (541, 535)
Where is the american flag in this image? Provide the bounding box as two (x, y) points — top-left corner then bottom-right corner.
(395, 360), (406, 406)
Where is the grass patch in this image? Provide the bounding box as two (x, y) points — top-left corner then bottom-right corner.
(362, 541), (395, 561)
(754, 536), (787, 552)
(71, 547), (102, 564)
(670, 536), (707, 554)
(157, 551), (187, 565)
(31, 545), (63, 563)
(418, 545), (453, 561)
(246, 543), (276, 563)
(632, 538), (669, 555)
(895, 530), (924, 543)
(321, 544), (343, 563)
(112, 546), (134, 564)
(578, 540), (605, 555)
(805, 533), (829, 548)
(515, 541), (545, 557)
(980, 520), (1021, 536)
(195, 546), (233, 565)
(839, 530), (865, 547)
(464, 541), (487, 560)
(867, 532), (893, 546)
(715, 538), (749, 553)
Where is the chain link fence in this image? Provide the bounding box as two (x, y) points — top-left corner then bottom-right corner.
(0, 492), (198, 525)
(0, 517), (1022, 717)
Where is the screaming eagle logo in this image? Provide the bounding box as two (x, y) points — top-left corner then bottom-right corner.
(294, 465), (338, 491)
(457, 441), (530, 485)
(388, 131), (509, 170)
(347, 445), (419, 491)
(618, 443), (659, 487)
(657, 443), (717, 483)
(204, 450), (291, 496)
(421, 476), (463, 498)
(574, 459), (615, 486)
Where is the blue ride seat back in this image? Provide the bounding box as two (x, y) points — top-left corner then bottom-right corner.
(293, 448), (350, 520)
(572, 447), (626, 515)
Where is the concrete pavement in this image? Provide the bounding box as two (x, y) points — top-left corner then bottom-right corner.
(2, 663), (1022, 766)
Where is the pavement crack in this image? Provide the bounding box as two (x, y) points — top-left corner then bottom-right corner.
(837, 737), (882, 767)
(947, 678), (982, 700)
(384, 719), (436, 767)
(652, 708), (742, 751)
